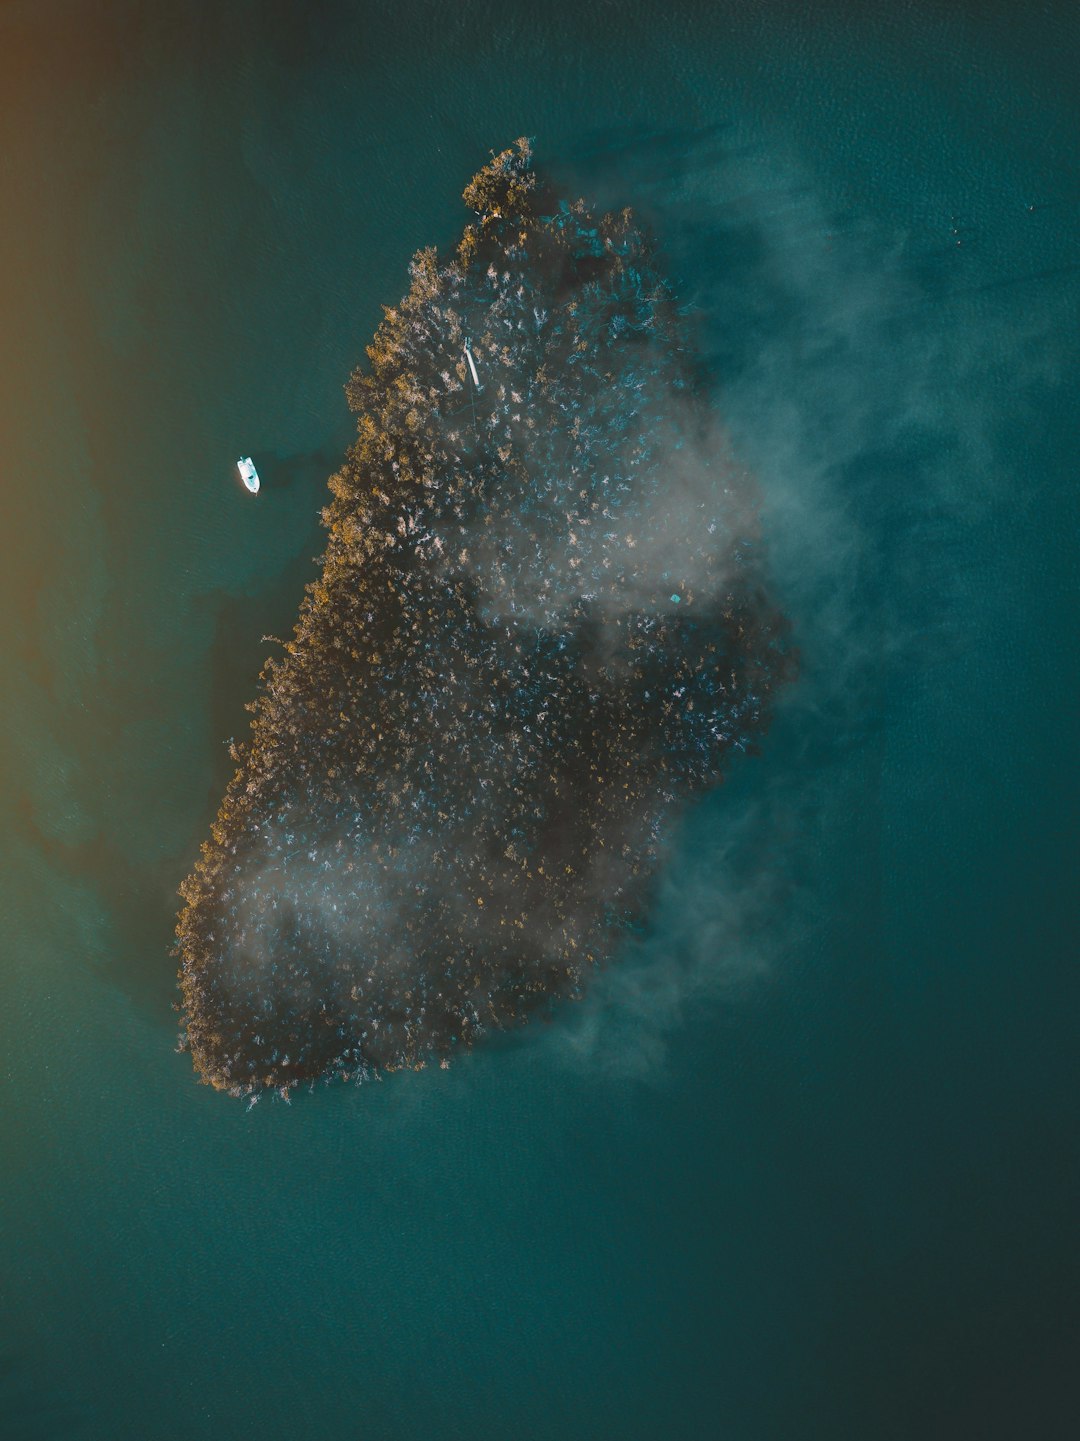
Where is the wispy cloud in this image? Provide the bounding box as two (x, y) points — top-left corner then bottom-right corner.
(544, 129), (1069, 1081)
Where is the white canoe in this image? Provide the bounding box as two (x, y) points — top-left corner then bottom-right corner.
(237, 456), (260, 494)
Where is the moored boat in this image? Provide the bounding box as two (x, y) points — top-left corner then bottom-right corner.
(237, 456), (260, 494)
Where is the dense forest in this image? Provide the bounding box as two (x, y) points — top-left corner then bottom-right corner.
(175, 139), (794, 1100)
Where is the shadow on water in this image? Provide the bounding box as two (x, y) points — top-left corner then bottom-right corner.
(16, 804), (185, 1025)
(198, 441), (346, 803)
(201, 526), (324, 805)
(257, 440), (346, 496)
(17, 447), (335, 1024)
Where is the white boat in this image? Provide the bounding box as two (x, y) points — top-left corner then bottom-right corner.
(237, 456), (260, 494)
(463, 338), (482, 392)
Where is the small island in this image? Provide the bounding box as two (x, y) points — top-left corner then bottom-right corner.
(176, 139), (794, 1100)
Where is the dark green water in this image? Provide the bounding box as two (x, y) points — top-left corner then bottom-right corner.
(2, 3), (1078, 1437)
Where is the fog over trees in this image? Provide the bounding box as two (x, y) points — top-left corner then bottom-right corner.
(175, 140), (794, 1101)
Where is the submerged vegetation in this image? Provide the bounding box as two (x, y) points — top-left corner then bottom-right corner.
(176, 139), (794, 1100)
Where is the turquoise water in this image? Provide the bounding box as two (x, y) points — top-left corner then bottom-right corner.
(2, 3), (1078, 1437)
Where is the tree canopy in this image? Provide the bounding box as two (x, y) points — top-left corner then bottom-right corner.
(175, 141), (794, 1101)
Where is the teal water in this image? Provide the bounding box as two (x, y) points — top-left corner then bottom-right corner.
(2, 3), (1078, 1438)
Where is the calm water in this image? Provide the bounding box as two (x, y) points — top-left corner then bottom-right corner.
(2, 3), (1078, 1438)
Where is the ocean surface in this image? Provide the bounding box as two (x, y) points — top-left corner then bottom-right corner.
(1, 3), (1078, 1438)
